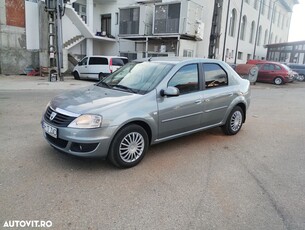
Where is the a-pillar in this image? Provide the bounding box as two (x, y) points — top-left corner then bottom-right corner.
(86, 0), (94, 56)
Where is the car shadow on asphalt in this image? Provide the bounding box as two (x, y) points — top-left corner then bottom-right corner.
(41, 127), (226, 171)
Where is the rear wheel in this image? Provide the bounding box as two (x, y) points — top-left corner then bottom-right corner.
(274, 77), (283, 85)
(108, 124), (149, 168)
(222, 106), (244, 135)
(98, 73), (105, 81)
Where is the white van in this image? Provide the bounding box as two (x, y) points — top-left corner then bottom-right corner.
(72, 56), (128, 80)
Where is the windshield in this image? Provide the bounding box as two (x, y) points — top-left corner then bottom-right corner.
(98, 61), (173, 94)
(281, 64), (292, 71)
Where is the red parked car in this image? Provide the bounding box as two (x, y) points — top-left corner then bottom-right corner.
(246, 60), (294, 85)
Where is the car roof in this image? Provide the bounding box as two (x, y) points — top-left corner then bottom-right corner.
(134, 57), (225, 65)
(87, 55), (128, 59)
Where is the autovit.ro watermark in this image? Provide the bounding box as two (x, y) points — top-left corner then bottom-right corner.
(3, 220), (52, 228)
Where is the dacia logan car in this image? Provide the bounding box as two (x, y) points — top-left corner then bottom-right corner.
(42, 57), (251, 168)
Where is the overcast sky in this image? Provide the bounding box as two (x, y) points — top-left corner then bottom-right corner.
(289, 0), (305, 41)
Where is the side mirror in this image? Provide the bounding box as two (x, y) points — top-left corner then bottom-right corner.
(160, 86), (180, 97)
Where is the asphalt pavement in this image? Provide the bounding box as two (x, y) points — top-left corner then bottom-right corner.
(1, 75), (305, 230)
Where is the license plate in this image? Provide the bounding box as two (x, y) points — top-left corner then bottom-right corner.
(43, 121), (57, 138)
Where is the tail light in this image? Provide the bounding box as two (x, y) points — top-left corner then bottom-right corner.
(109, 58), (113, 73)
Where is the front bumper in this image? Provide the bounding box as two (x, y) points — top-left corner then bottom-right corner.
(41, 118), (117, 158)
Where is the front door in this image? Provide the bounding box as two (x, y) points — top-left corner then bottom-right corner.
(158, 64), (203, 139)
(78, 57), (88, 79)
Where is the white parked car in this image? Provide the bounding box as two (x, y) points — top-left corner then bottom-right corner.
(72, 55), (128, 81)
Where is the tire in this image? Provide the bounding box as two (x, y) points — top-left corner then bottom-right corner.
(108, 124), (149, 168)
(298, 74), (305, 81)
(98, 73), (105, 81)
(274, 77), (283, 85)
(73, 71), (80, 80)
(222, 106), (244, 135)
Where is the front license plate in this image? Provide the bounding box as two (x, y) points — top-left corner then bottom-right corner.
(43, 121), (57, 138)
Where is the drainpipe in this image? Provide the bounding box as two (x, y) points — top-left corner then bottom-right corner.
(253, 0), (263, 59)
(234, 0), (244, 64)
(222, 0), (231, 61)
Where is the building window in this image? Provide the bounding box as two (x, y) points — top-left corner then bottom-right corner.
(249, 21), (256, 44)
(228, 9), (237, 37)
(238, 52), (243, 60)
(115, 12), (119, 25)
(154, 3), (181, 34)
(101, 14), (111, 36)
(257, 26), (262, 46)
(268, 0), (272, 19)
(240, 15), (247, 40)
(254, 0), (259, 10)
(261, 0), (265, 15)
(273, 6), (277, 23)
(119, 8), (140, 35)
(278, 12), (281, 27)
(183, 50), (194, 57)
(264, 29), (268, 45)
(247, 54), (252, 60)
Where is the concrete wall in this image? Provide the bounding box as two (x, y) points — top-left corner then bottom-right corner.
(0, 0), (39, 74)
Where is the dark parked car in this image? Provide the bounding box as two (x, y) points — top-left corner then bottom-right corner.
(247, 60), (294, 85)
(284, 63), (305, 81)
(42, 57), (251, 168)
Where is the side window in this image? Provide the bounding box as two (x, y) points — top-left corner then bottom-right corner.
(275, 65), (281, 70)
(203, 63), (228, 89)
(168, 64), (199, 94)
(79, 57), (88, 66)
(89, 57), (108, 65)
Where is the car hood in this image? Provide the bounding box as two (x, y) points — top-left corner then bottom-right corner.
(50, 85), (140, 115)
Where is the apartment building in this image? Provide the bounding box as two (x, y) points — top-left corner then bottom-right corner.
(0, 0), (298, 74)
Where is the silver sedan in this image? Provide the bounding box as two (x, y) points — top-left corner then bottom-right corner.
(41, 57), (251, 168)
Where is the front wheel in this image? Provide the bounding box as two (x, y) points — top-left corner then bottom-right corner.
(73, 71), (80, 80)
(108, 124), (149, 168)
(222, 106), (244, 135)
(274, 77), (283, 85)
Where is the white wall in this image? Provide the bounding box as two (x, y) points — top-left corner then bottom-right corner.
(25, 1), (39, 50)
(62, 16), (82, 43)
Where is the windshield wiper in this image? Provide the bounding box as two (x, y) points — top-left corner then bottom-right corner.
(97, 81), (112, 89)
(114, 84), (137, 93)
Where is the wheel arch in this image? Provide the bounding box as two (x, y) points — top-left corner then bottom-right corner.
(235, 102), (246, 123)
(114, 120), (153, 145)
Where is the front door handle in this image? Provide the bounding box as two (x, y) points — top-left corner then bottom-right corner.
(195, 99), (202, 104)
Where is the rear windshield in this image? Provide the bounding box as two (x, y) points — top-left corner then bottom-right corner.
(112, 58), (128, 66)
(281, 64), (291, 71)
(89, 57), (108, 65)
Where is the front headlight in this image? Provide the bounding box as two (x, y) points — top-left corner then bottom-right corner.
(68, 114), (102, 129)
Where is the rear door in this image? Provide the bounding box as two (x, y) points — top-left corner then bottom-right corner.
(201, 63), (234, 126)
(259, 63), (275, 82)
